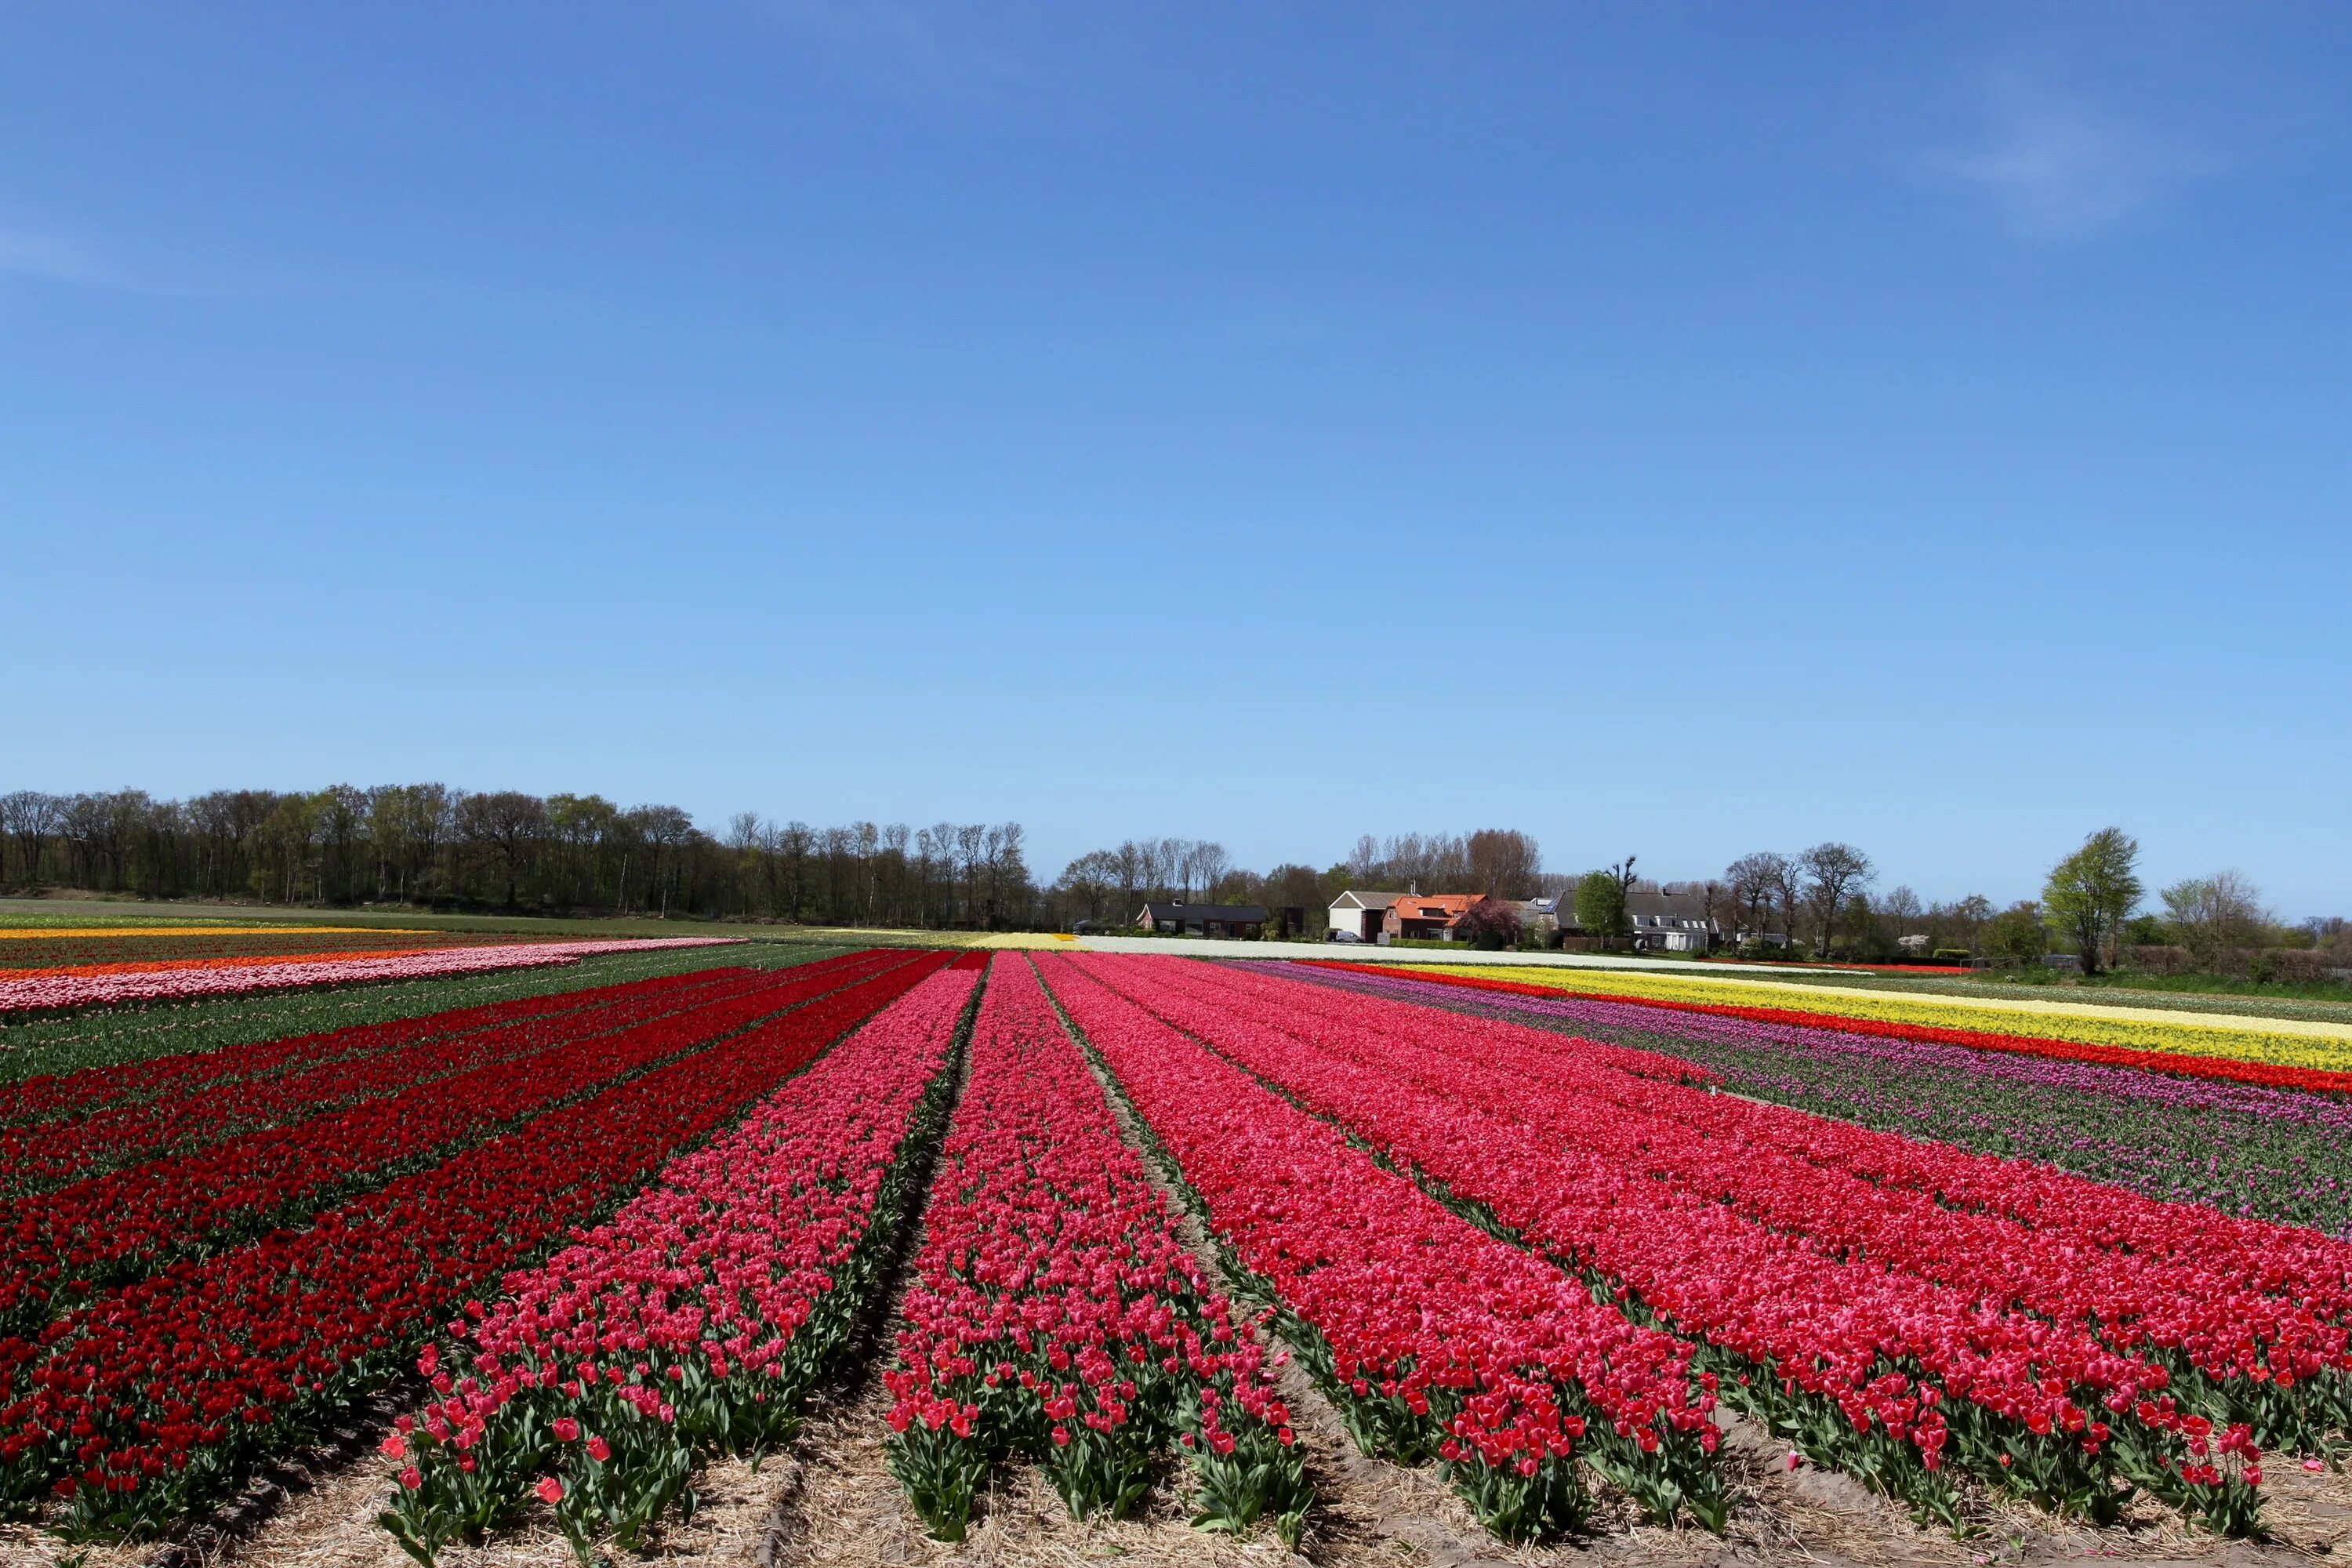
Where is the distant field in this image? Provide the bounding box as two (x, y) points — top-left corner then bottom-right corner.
(0, 938), (834, 1085)
(0, 895), (976, 947)
(0, 927), (483, 972)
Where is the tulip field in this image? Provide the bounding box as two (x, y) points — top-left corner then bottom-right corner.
(0, 934), (739, 1017)
(6, 944), (2352, 1568)
(1350, 959), (2352, 1090)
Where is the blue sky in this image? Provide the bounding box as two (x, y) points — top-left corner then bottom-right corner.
(4, 3), (2347, 913)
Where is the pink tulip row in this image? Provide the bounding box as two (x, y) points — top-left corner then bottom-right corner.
(884, 956), (1309, 1545)
(379, 963), (979, 1564)
(1076, 954), (2267, 1535)
(0, 938), (742, 1016)
(1033, 954), (1727, 1541)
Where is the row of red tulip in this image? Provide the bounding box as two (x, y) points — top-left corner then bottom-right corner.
(2, 962), (818, 1195)
(0, 964), (764, 1131)
(884, 956), (1311, 1547)
(1200, 960), (2352, 1445)
(1673, 1087), (2352, 1323)
(0, 938), (744, 1018)
(1080, 955), (2263, 1534)
(1192, 960), (2352, 1400)
(0, 953), (952, 1537)
(0, 958), (916, 1335)
(379, 964), (980, 1565)
(1032, 955), (1728, 1541)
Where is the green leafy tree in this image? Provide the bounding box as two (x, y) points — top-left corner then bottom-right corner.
(2042, 827), (2143, 975)
(1575, 870), (1628, 950)
(2160, 870), (2269, 971)
(1986, 900), (2049, 964)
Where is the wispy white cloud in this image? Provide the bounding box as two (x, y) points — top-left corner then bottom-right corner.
(0, 223), (107, 285)
(0, 216), (281, 296)
(1930, 76), (2220, 240)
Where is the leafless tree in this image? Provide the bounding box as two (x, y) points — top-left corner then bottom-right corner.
(1724, 852), (1780, 939)
(1467, 829), (1541, 899)
(1767, 855), (1805, 941)
(1882, 885), (1924, 949)
(1699, 878), (1728, 936)
(1192, 840), (1232, 902)
(1798, 842), (1875, 957)
(0, 791), (61, 886)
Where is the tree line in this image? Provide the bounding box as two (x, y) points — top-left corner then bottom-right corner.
(5, 788), (2341, 975)
(0, 786), (1037, 928)
(1640, 831), (2346, 975)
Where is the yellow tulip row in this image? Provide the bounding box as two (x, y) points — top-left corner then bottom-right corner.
(1392, 962), (2352, 1075)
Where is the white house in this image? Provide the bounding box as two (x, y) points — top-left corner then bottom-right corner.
(1326, 889), (1401, 942)
(1625, 891), (1722, 953)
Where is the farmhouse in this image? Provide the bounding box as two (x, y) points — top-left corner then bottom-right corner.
(1625, 890), (1721, 953)
(1134, 901), (1270, 938)
(1552, 889), (1725, 951)
(1326, 889), (1402, 942)
(1385, 893), (1483, 942)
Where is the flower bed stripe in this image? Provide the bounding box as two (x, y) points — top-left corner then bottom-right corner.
(1297, 962), (2352, 1236)
(0, 938), (744, 1017)
(884, 956), (1308, 1546)
(1312, 961), (2352, 1093)
(0, 927), (431, 941)
(0, 933), (479, 974)
(382, 964), (981, 1564)
(0, 956), (924, 1333)
(1079, 955), (2260, 1534)
(5, 948), (518, 982)
(1384, 963), (2352, 1050)
(0, 952), (877, 1129)
(1272, 963), (2352, 1308)
(0, 953), (953, 1535)
(1033, 954), (1726, 1541)
(1147, 960), (2352, 1450)
(0, 964), (803, 1194)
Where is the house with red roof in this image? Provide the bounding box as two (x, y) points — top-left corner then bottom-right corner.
(1382, 893), (1484, 942)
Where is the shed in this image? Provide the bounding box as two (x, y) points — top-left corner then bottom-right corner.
(1135, 902), (1270, 938)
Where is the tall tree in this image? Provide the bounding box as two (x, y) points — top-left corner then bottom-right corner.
(1466, 828), (1541, 899)
(460, 790), (550, 910)
(1951, 894), (1994, 953)
(1191, 840), (1232, 902)
(1724, 851), (1787, 939)
(1987, 900), (2051, 964)
(0, 791), (60, 886)
(1798, 842), (1874, 958)
(1575, 869), (1629, 950)
(2042, 827), (2142, 975)
(2160, 869), (2268, 969)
